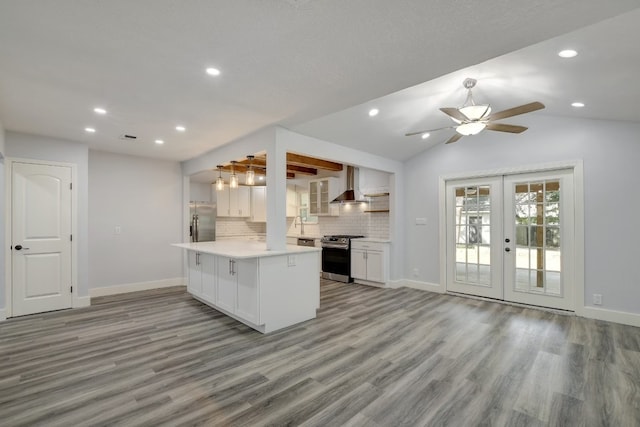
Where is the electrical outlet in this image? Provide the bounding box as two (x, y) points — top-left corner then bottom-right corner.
(413, 268), (419, 277)
(593, 294), (603, 305)
(114, 225), (121, 235)
(288, 255), (296, 267)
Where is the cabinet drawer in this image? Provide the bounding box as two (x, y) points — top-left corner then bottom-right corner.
(351, 241), (384, 251)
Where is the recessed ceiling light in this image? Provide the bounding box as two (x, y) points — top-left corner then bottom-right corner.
(93, 107), (107, 115)
(558, 49), (578, 58)
(175, 125), (186, 132)
(571, 102), (585, 108)
(206, 67), (221, 76)
(368, 108), (379, 117)
(155, 139), (164, 145)
(421, 133), (430, 139)
(85, 127), (96, 133)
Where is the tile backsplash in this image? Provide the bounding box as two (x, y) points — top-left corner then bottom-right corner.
(287, 202), (389, 239)
(218, 201), (389, 240)
(217, 217), (266, 237)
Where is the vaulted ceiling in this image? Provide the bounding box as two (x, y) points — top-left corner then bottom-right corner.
(1, 1), (639, 162)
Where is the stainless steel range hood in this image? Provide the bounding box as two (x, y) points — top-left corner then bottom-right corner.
(331, 166), (367, 204)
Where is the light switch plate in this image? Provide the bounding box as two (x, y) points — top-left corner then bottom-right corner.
(288, 255), (296, 267)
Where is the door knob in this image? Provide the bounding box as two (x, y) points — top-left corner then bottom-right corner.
(15, 245), (29, 250)
(505, 238), (510, 243)
(505, 247), (511, 252)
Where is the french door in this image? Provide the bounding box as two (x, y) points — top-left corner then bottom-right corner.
(446, 169), (575, 311)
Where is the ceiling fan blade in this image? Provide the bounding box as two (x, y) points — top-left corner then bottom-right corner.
(445, 133), (463, 144)
(440, 107), (469, 122)
(405, 125), (455, 137)
(487, 101), (545, 121)
(486, 123), (528, 133)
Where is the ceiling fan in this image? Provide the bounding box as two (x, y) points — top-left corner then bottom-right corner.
(405, 78), (545, 144)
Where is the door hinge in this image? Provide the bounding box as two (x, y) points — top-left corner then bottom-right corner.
(70, 234), (73, 242)
(70, 183), (73, 190)
(70, 286), (73, 293)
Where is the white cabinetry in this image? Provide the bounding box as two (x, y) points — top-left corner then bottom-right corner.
(309, 177), (340, 216)
(188, 251), (215, 299)
(216, 186), (250, 217)
(216, 256), (259, 324)
(286, 184), (298, 217)
(250, 186), (267, 222)
(351, 240), (389, 286)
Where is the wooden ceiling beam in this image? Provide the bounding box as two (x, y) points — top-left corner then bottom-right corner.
(286, 165), (317, 175)
(286, 153), (343, 171)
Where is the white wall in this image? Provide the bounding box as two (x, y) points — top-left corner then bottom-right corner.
(5, 131), (90, 298)
(189, 182), (212, 202)
(88, 150), (183, 289)
(0, 122), (5, 315)
(403, 115), (640, 314)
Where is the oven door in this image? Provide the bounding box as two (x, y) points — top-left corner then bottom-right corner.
(322, 246), (350, 277)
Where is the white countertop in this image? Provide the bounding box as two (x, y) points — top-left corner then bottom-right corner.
(173, 240), (320, 259)
(353, 237), (391, 243)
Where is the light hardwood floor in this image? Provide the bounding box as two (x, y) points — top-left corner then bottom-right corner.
(1, 280), (639, 426)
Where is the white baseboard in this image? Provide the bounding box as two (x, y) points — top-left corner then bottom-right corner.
(398, 279), (445, 293)
(582, 306), (640, 328)
(0, 308), (6, 321)
(89, 277), (186, 298)
(73, 296), (91, 308)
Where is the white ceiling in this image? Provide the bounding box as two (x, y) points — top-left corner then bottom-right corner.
(1, 1), (639, 162)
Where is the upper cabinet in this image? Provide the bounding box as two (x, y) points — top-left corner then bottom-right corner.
(309, 177), (340, 216)
(286, 184), (298, 218)
(216, 185), (250, 217)
(250, 186), (267, 222)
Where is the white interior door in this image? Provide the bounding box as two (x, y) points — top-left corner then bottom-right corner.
(503, 170), (574, 310)
(446, 169), (575, 311)
(446, 176), (504, 299)
(12, 161), (73, 316)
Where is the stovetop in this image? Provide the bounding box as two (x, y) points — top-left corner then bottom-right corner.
(322, 235), (365, 239)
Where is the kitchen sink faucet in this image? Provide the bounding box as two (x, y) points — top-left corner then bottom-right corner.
(294, 216), (305, 235)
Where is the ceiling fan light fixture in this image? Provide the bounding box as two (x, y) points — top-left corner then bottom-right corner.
(456, 122), (486, 136)
(458, 104), (491, 121)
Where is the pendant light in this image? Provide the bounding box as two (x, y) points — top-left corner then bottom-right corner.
(229, 160), (239, 189)
(245, 155), (255, 186)
(215, 165), (225, 191)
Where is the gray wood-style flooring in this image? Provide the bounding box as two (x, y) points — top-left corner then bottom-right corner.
(1, 280), (639, 426)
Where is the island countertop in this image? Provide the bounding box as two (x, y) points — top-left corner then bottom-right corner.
(172, 240), (321, 259)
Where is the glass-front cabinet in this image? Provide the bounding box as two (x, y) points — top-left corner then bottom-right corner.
(308, 177), (340, 216)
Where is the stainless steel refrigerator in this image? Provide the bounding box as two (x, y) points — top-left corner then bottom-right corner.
(189, 201), (216, 242)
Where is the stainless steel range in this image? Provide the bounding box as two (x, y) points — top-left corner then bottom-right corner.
(321, 235), (364, 283)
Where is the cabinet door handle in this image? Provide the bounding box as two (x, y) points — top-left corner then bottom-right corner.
(229, 259), (232, 275)
(231, 260), (236, 275)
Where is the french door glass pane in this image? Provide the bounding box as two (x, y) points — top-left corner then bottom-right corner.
(454, 186), (491, 286)
(512, 179), (562, 296)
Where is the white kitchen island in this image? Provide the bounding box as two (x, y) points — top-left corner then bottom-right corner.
(173, 240), (321, 334)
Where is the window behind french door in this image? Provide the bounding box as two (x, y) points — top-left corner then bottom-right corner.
(445, 169), (575, 311)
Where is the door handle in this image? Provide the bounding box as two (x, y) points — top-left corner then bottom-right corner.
(14, 245), (30, 250)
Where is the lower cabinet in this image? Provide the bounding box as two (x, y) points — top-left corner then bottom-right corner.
(216, 256), (259, 324)
(188, 251), (215, 298)
(183, 248), (320, 333)
(351, 241), (389, 285)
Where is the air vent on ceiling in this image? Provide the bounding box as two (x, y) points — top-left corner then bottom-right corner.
(119, 134), (138, 140)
